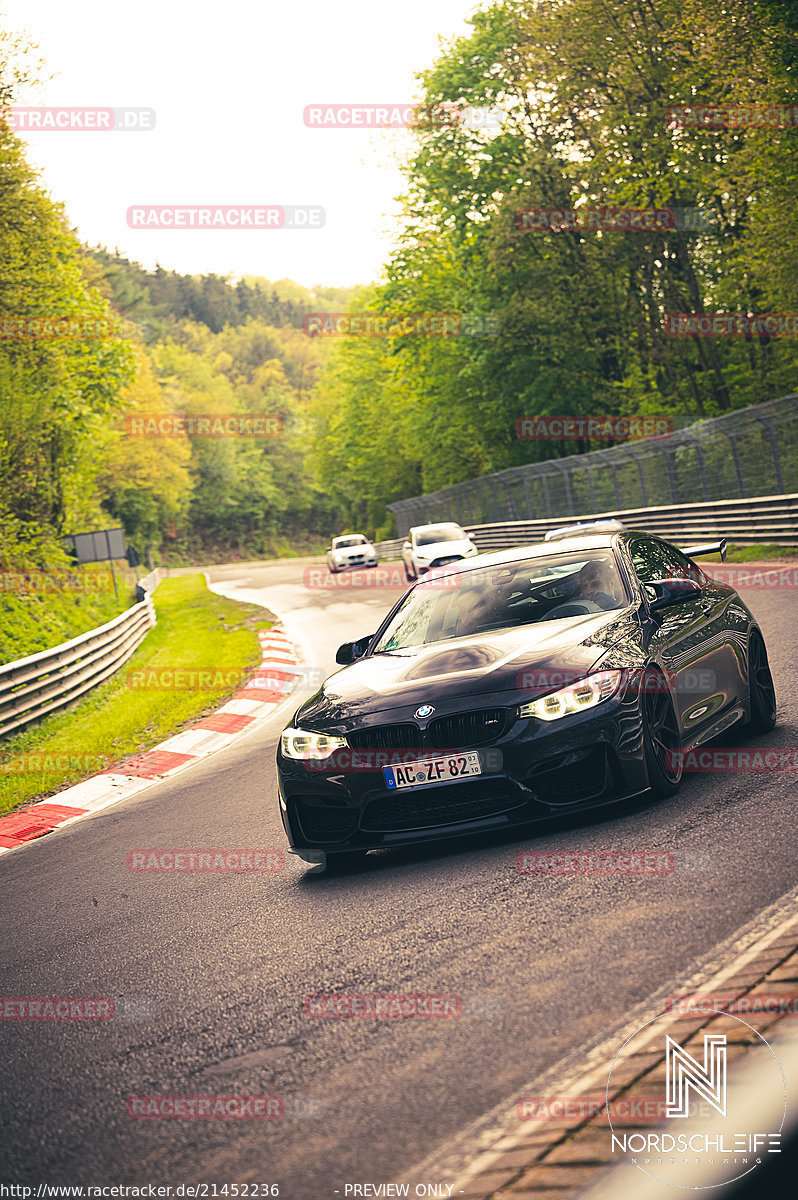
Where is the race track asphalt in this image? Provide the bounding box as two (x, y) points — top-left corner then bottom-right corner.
(1, 557), (796, 1197)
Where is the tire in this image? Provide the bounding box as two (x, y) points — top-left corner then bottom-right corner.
(743, 630), (777, 733)
(642, 671), (683, 799)
(328, 564), (339, 575)
(404, 561), (416, 583)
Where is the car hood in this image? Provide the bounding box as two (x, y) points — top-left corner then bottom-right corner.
(334, 545), (372, 556)
(414, 538), (473, 558)
(297, 607), (637, 728)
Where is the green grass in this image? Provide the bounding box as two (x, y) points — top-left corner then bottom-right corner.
(0, 575), (273, 815)
(0, 560), (137, 664)
(704, 543), (798, 562)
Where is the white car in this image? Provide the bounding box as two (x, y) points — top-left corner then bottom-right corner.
(401, 522), (479, 581)
(326, 534), (378, 574)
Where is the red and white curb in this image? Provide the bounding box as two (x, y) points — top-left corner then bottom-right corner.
(0, 626), (301, 857)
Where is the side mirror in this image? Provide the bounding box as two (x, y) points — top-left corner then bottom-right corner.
(402, 541), (411, 550)
(335, 633), (375, 665)
(646, 578), (703, 611)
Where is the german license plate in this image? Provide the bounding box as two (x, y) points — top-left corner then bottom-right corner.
(383, 752), (482, 790)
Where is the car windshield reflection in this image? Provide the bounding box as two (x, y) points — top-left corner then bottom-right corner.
(414, 525), (467, 546)
(372, 553), (628, 652)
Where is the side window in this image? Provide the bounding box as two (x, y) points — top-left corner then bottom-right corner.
(629, 538), (697, 584)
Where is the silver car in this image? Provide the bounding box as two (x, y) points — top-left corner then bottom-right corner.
(326, 534), (378, 574)
(401, 522), (479, 581)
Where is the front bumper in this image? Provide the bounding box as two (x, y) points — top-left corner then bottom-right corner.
(416, 550), (478, 572)
(276, 686), (650, 855)
(331, 555), (378, 570)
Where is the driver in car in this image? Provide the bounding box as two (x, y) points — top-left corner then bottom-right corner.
(575, 559), (621, 610)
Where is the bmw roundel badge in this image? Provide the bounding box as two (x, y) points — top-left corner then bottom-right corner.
(414, 704), (435, 719)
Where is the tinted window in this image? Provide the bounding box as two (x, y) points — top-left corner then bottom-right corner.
(629, 537), (702, 584)
(333, 536), (367, 548)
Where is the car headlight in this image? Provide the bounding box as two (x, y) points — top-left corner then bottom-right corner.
(518, 670), (623, 722)
(280, 727), (348, 760)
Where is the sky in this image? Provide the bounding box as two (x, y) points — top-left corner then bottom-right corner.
(2, 0), (480, 289)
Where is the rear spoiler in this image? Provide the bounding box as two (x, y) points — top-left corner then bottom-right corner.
(679, 539), (727, 561)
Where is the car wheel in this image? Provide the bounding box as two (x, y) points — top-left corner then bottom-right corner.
(328, 564), (339, 575)
(642, 672), (682, 798)
(743, 630), (777, 733)
(404, 562), (416, 583)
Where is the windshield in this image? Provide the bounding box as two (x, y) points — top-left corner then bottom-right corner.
(414, 524), (467, 547)
(371, 551), (628, 652)
(333, 536), (367, 548)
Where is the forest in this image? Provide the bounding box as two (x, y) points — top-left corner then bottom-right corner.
(2, 0), (797, 569)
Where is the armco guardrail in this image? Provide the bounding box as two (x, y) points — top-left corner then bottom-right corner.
(375, 538), (405, 559)
(0, 583), (162, 739)
(373, 493), (798, 557)
(138, 566), (166, 592)
(465, 494), (798, 551)
(135, 566), (167, 600)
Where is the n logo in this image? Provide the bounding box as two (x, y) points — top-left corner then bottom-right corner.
(666, 1033), (727, 1118)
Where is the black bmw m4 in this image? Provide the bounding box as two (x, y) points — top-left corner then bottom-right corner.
(276, 521), (777, 869)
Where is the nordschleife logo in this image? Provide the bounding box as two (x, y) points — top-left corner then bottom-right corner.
(605, 1011), (786, 1189)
